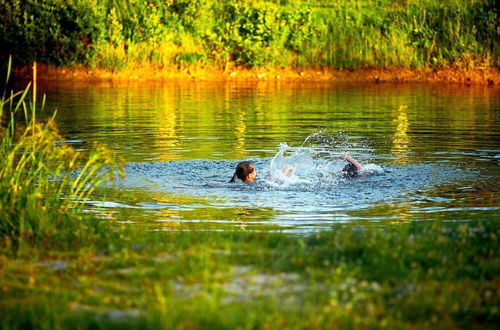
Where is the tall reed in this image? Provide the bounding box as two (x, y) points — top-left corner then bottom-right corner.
(0, 59), (124, 249)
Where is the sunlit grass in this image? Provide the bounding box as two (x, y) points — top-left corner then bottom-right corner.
(1, 217), (498, 329)
(0, 59), (124, 249)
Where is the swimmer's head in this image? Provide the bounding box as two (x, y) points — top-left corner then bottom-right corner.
(341, 163), (359, 178)
(229, 161), (256, 183)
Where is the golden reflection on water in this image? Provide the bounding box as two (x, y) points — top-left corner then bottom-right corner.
(234, 109), (247, 158)
(392, 105), (410, 164)
(155, 101), (179, 161)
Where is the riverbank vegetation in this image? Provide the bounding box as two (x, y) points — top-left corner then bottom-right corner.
(0, 61), (124, 250)
(1, 0), (498, 78)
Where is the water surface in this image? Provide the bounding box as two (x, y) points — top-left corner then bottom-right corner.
(40, 81), (499, 232)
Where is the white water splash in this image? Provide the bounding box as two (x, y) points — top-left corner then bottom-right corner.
(263, 133), (379, 190)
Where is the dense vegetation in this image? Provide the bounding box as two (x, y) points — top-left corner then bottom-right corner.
(0, 0), (498, 70)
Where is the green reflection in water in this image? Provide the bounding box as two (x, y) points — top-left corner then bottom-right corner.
(42, 81), (499, 163)
(95, 187), (281, 232)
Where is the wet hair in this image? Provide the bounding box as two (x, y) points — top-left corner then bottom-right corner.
(341, 163), (359, 178)
(229, 161), (255, 182)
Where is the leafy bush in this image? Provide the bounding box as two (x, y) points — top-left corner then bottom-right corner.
(0, 0), (105, 66)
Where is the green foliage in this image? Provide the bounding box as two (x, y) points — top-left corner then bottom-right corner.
(200, 1), (323, 67)
(403, 0), (499, 66)
(0, 60), (124, 248)
(175, 52), (205, 66)
(204, 1), (279, 67)
(0, 0), (497, 69)
(0, 0), (105, 66)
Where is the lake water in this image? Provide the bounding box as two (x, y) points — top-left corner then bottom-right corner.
(40, 81), (499, 233)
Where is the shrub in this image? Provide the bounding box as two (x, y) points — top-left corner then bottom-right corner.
(0, 0), (106, 66)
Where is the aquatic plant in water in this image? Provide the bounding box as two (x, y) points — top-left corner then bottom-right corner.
(0, 59), (124, 247)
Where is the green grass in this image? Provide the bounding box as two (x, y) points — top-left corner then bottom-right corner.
(0, 0), (497, 70)
(0, 218), (498, 329)
(0, 59), (124, 249)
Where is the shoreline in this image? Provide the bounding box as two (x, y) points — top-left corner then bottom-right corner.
(12, 63), (499, 85)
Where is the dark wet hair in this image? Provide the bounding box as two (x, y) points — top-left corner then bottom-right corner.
(229, 161), (255, 182)
(341, 163), (359, 178)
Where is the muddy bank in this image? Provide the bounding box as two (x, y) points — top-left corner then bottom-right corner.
(13, 64), (499, 85)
